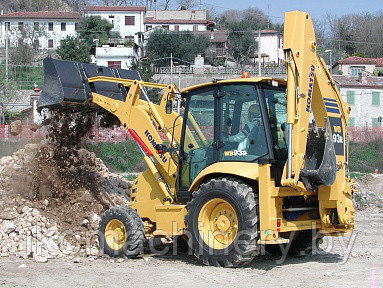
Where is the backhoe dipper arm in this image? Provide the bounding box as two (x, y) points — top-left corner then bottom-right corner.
(281, 11), (354, 228)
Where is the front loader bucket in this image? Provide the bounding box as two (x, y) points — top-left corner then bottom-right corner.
(39, 57), (141, 109)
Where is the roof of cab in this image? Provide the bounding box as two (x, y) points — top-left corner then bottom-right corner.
(181, 77), (287, 93)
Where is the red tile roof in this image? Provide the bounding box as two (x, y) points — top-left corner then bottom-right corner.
(194, 30), (228, 42)
(144, 17), (208, 24)
(337, 56), (381, 65)
(82, 6), (146, 12)
(333, 75), (383, 89)
(0, 11), (81, 19)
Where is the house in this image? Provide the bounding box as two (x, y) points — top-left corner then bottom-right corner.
(144, 10), (212, 32)
(333, 74), (383, 130)
(82, 6), (146, 44)
(332, 56), (383, 76)
(194, 30), (228, 57)
(94, 45), (134, 69)
(0, 11), (80, 49)
(254, 30), (284, 65)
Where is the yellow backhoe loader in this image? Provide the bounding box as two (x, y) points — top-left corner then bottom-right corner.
(39, 11), (355, 267)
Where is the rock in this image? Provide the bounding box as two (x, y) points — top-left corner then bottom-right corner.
(0, 210), (17, 220)
(73, 257), (81, 263)
(90, 247), (99, 256)
(1, 220), (16, 234)
(9, 120), (22, 136)
(42, 238), (60, 256)
(18, 264), (26, 268)
(34, 255), (48, 263)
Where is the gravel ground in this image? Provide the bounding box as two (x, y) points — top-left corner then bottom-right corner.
(0, 208), (382, 288)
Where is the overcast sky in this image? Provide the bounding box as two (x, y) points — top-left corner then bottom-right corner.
(202, 0), (383, 22)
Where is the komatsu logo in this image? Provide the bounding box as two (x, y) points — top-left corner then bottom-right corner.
(306, 65), (315, 112)
(144, 130), (167, 163)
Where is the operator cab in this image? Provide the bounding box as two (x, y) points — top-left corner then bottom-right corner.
(178, 79), (288, 189)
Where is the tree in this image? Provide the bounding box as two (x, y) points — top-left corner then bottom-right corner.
(0, 78), (17, 124)
(78, 16), (121, 46)
(56, 36), (91, 63)
(146, 30), (210, 65)
(227, 23), (257, 67)
(9, 23), (47, 65)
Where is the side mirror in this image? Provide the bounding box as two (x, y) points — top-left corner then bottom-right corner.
(165, 100), (173, 114)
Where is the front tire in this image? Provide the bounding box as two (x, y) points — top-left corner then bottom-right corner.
(185, 178), (259, 267)
(98, 205), (145, 258)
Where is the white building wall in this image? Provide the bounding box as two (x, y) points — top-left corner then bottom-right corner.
(83, 11), (144, 43)
(339, 87), (383, 127)
(0, 19), (78, 49)
(95, 45), (134, 69)
(335, 64), (376, 76)
(145, 23), (206, 32)
(259, 34), (284, 64)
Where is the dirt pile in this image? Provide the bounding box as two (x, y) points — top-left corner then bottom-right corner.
(353, 174), (383, 210)
(0, 112), (131, 261)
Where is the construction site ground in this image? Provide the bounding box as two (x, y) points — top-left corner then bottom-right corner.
(0, 200), (382, 287)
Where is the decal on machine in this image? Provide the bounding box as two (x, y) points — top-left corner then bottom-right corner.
(223, 150), (248, 157)
(305, 64), (315, 113)
(144, 129), (168, 163)
(328, 117), (344, 156)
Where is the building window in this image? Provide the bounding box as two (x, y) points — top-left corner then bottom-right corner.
(18, 22), (24, 31)
(372, 117), (382, 127)
(48, 39), (54, 48)
(75, 23), (79, 31)
(48, 22), (54, 31)
(146, 25), (152, 31)
(372, 91), (380, 106)
(174, 25), (179, 31)
(34, 22), (39, 31)
(109, 15), (115, 25)
(193, 25), (198, 31)
(347, 90), (355, 105)
(125, 16), (135, 26)
(33, 39), (39, 49)
(348, 117), (355, 127)
(5, 22), (10, 30)
(61, 22), (66, 31)
(162, 25), (169, 30)
(350, 66), (365, 76)
(108, 61), (121, 68)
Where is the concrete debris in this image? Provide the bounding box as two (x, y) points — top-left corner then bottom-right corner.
(353, 174), (383, 210)
(0, 112), (130, 262)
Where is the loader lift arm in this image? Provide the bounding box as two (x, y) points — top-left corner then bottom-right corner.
(88, 76), (182, 203)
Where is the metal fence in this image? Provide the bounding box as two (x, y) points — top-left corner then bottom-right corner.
(153, 65), (287, 75)
(0, 64), (44, 90)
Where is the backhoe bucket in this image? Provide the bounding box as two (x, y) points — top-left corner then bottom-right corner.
(39, 57), (141, 109)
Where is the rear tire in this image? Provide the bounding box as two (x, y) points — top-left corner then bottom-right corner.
(185, 178), (259, 267)
(288, 230), (323, 256)
(98, 205), (145, 258)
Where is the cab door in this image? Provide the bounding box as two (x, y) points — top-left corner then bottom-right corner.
(179, 86), (218, 189)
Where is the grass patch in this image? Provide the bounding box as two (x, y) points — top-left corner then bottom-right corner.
(349, 140), (383, 173)
(84, 141), (145, 173)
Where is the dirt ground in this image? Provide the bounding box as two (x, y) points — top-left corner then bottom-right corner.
(0, 207), (382, 288)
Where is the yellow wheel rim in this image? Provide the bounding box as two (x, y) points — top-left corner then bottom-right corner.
(105, 219), (127, 251)
(197, 198), (238, 249)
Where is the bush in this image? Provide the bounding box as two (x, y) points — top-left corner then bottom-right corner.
(84, 141), (145, 173)
(348, 140), (383, 173)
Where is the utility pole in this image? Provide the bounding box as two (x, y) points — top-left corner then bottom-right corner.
(258, 30), (261, 76)
(5, 23), (9, 81)
(170, 53), (173, 85)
